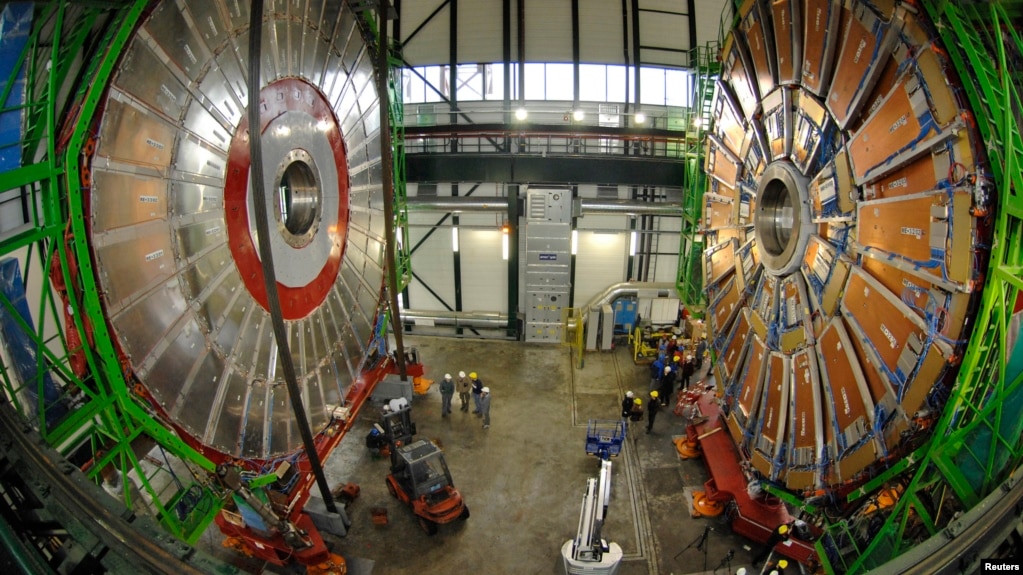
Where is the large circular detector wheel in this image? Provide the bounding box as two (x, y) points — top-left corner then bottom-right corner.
(86, 1), (388, 459)
(705, 0), (991, 491)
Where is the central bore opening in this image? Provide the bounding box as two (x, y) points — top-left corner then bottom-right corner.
(274, 150), (321, 248)
(758, 177), (795, 257)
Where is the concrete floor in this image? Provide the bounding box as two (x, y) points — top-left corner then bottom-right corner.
(200, 335), (773, 575)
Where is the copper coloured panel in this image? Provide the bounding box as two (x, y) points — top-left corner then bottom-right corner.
(817, 319), (869, 431)
(862, 151), (944, 200)
(721, 310), (753, 380)
(856, 194), (936, 266)
(741, 2), (776, 98)
(790, 349), (819, 451)
(772, 0), (801, 85)
(722, 35), (761, 120)
(705, 196), (737, 230)
(711, 275), (744, 334)
(842, 266), (925, 373)
(706, 136), (742, 188)
(826, 4), (892, 128)
(737, 335), (769, 418)
(801, 0), (841, 95)
(849, 52), (899, 133)
(847, 82), (932, 183)
(714, 84), (748, 155)
(758, 352), (788, 442)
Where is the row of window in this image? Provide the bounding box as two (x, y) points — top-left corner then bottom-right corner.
(402, 63), (694, 107)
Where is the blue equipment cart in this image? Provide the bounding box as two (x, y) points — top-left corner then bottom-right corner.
(585, 419), (626, 460)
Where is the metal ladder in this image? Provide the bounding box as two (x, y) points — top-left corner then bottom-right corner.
(676, 42), (720, 314)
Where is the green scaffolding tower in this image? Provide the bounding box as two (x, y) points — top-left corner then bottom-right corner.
(0, 2), (221, 548)
(676, 42), (720, 314)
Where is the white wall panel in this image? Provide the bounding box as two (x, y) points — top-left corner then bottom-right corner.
(459, 229), (507, 313)
(524, 0), (572, 62)
(574, 230), (627, 307)
(397, 0), (727, 67)
(400, 0), (450, 66)
(638, 9), (690, 67)
(649, 214), (682, 283)
(579, 0), (626, 64)
(406, 214), (456, 310)
(458, 0), (504, 64)
(652, 232), (683, 282)
(693, 0), (726, 49)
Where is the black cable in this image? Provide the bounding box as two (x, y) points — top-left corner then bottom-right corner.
(246, 0), (337, 515)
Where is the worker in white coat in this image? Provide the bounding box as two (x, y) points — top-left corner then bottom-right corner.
(480, 387), (491, 429)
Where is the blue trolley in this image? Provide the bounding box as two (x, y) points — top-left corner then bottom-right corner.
(585, 419), (626, 460)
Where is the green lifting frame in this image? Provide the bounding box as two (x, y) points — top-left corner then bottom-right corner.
(389, 52), (412, 292)
(0, 1), (412, 548)
(0, 2), (220, 546)
(357, 8), (412, 293)
(811, 2), (1023, 573)
(676, 42), (720, 315)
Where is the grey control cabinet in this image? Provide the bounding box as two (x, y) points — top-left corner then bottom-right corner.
(524, 188), (572, 342)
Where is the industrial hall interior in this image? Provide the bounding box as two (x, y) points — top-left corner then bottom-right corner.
(1, 0), (1022, 574)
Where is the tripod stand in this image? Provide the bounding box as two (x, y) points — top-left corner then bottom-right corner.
(673, 525), (711, 571)
(713, 549), (734, 574)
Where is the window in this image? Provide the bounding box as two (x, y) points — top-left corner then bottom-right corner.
(665, 69), (692, 107)
(606, 65), (627, 103)
(579, 64), (606, 101)
(400, 62), (687, 107)
(402, 66), (446, 104)
(403, 67), (426, 104)
(545, 63), (574, 101)
(523, 63), (546, 100)
(455, 64), (486, 101)
(639, 67), (667, 106)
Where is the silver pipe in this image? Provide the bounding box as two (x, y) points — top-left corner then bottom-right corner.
(581, 281), (677, 311)
(406, 196), (508, 212)
(578, 198), (682, 216)
(401, 309), (510, 328)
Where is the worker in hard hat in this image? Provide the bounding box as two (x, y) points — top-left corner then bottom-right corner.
(457, 371), (471, 412)
(440, 373), (455, 417)
(646, 390), (661, 434)
(764, 557), (789, 575)
(621, 391), (635, 419)
(626, 397), (644, 435)
(658, 363), (675, 406)
(681, 354), (696, 390)
(752, 522), (793, 566)
(479, 386), (491, 429)
(470, 372), (484, 415)
(695, 336), (708, 370)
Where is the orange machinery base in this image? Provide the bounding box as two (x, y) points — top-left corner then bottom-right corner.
(690, 391), (819, 567)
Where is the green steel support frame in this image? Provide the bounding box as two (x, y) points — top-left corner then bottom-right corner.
(0, 1), (220, 547)
(813, 2), (1023, 573)
(677, 42), (720, 314)
(1, 1), (410, 549)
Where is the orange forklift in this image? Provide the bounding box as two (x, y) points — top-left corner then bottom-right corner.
(385, 438), (469, 535)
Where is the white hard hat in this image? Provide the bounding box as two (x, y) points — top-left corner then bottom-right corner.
(444, 373), (452, 380)
(458, 371), (466, 378)
(664, 366), (671, 374)
(626, 391), (634, 398)
(481, 387), (490, 394)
